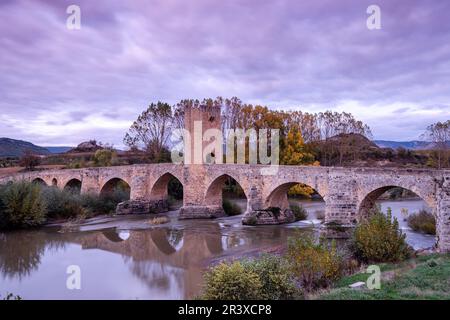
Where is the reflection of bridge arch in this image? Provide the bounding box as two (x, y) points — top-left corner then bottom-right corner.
(101, 229), (130, 242)
(150, 229), (179, 255)
(78, 225), (224, 267)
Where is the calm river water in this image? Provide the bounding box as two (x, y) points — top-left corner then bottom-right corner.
(0, 199), (435, 300)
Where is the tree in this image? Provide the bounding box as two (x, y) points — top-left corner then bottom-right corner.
(93, 149), (116, 167)
(19, 150), (41, 171)
(421, 120), (450, 169)
(281, 125), (315, 165)
(124, 102), (173, 162)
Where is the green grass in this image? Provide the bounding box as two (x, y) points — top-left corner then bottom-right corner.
(317, 254), (450, 300)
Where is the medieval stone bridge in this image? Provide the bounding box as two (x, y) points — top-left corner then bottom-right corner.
(1, 163), (450, 251)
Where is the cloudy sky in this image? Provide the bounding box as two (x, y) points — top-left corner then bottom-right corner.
(0, 0), (449, 147)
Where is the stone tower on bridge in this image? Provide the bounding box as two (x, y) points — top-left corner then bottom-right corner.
(183, 101), (222, 165)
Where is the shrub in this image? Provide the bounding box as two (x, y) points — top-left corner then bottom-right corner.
(41, 187), (87, 219)
(286, 234), (343, 291)
(0, 181), (47, 229)
(242, 255), (299, 300)
(222, 199), (242, 216)
(407, 209), (436, 235)
(93, 149), (116, 167)
(81, 188), (129, 215)
(291, 204), (308, 221)
(351, 208), (411, 263)
(19, 150), (41, 171)
(201, 261), (263, 300)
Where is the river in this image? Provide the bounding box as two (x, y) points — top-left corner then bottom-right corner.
(0, 199), (436, 300)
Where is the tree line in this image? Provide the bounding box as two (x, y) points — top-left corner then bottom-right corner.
(123, 97), (374, 166)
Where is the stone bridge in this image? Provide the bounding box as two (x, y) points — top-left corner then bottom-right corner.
(1, 164), (450, 251)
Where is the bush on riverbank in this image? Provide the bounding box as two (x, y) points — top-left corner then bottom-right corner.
(0, 181), (128, 230)
(0, 181), (47, 229)
(352, 208), (411, 263)
(242, 255), (299, 300)
(42, 187), (87, 219)
(80, 189), (128, 215)
(407, 209), (436, 235)
(286, 235), (343, 291)
(222, 199), (242, 216)
(201, 261), (263, 300)
(201, 255), (300, 300)
(290, 204), (308, 221)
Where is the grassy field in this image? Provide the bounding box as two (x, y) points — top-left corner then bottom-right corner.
(316, 254), (450, 300)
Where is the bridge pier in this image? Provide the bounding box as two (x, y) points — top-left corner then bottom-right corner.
(436, 176), (450, 252)
(241, 185), (296, 225)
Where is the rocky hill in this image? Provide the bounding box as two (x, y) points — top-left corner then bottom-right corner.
(315, 133), (428, 167)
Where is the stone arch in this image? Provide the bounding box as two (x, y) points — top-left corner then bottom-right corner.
(357, 185), (436, 221)
(100, 178), (131, 199)
(204, 173), (248, 207)
(150, 172), (184, 201)
(64, 178), (82, 194)
(51, 178), (58, 187)
(265, 181), (325, 211)
(357, 184), (440, 249)
(32, 178), (47, 186)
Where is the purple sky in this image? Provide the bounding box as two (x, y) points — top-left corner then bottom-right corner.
(1, 0), (449, 147)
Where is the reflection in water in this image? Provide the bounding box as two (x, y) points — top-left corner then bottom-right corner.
(167, 229), (183, 251)
(0, 230), (66, 280)
(118, 231), (130, 241)
(0, 198), (436, 299)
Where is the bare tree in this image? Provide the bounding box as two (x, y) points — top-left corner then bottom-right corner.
(20, 150), (41, 171)
(421, 120), (450, 169)
(124, 102), (173, 161)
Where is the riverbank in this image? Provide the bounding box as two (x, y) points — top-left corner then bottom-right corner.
(313, 253), (450, 300)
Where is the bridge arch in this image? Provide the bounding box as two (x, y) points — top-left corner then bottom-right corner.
(150, 172), (184, 202)
(357, 184), (439, 248)
(100, 177), (131, 199)
(32, 178), (47, 186)
(204, 173), (248, 207)
(51, 178), (58, 187)
(64, 178), (82, 194)
(265, 182), (325, 213)
(357, 184), (436, 221)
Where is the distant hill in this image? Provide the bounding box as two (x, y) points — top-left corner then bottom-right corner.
(45, 146), (73, 154)
(373, 140), (429, 150)
(0, 138), (51, 157)
(374, 140), (450, 150)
